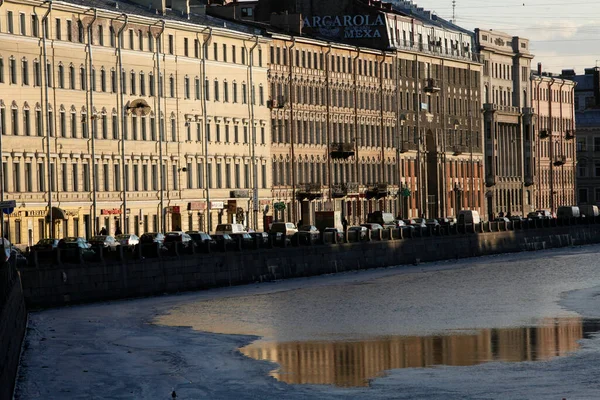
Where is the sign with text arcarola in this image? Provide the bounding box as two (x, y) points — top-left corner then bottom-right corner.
(303, 14), (385, 39)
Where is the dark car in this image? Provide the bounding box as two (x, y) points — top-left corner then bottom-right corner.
(297, 225), (320, 244)
(348, 226), (368, 241)
(164, 232), (195, 250)
(249, 232), (270, 247)
(230, 232), (255, 249)
(88, 235), (119, 252)
(140, 232), (166, 244)
(57, 237), (95, 261)
(360, 223), (384, 231)
(212, 233), (236, 251)
(436, 218), (454, 226)
(186, 231), (217, 250)
(323, 227), (344, 243)
(30, 238), (59, 252)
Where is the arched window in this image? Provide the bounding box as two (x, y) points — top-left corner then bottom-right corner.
(100, 68), (106, 92)
(79, 66), (86, 90)
(169, 75), (175, 98)
(70, 106), (77, 138)
(58, 63), (64, 88)
(10, 102), (18, 136)
(139, 72), (145, 96)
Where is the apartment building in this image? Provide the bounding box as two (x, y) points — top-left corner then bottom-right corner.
(0, 0), (271, 246)
(530, 69), (576, 213)
(245, 0), (485, 222)
(476, 29), (534, 218)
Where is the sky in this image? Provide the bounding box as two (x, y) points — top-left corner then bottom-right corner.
(410, 0), (600, 74)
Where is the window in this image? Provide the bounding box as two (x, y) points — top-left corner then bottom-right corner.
(25, 162), (32, 192)
(11, 106), (18, 136)
(21, 59), (29, 85)
(55, 18), (61, 40)
(579, 188), (588, 204)
(101, 69), (106, 92)
(114, 164), (120, 191)
(77, 20), (84, 43)
(37, 163), (45, 192)
(58, 64), (64, 88)
(13, 162), (21, 192)
(172, 165), (178, 190)
(60, 111), (66, 137)
(98, 25), (104, 46)
(32, 15), (39, 38)
(184, 76), (190, 99)
(168, 34), (174, 55)
(214, 80), (219, 101)
(204, 78), (210, 100)
(7, 11), (14, 34)
(66, 20), (72, 42)
(9, 58), (17, 84)
(72, 164), (78, 192)
(130, 71), (136, 95)
(233, 82), (238, 103)
(171, 118), (176, 141)
(195, 78), (200, 100)
(184, 38), (189, 57)
(0, 57), (4, 83)
(242, 83), (247, 104)
(133, 164), (139, 191)
(80, 67), (87, 90)
(169, 75), (175, 98)
(70, 112), (77, 138)
(594, 137), (600, 152)
(109, 26), (115, 47)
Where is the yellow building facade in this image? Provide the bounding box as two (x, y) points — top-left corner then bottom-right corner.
(0, 0), (272, 246)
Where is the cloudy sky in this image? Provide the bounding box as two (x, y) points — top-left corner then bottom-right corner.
(411, 0), (600, 74)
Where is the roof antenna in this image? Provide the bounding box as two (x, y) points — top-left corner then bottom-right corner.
(452, 0), (456, 23)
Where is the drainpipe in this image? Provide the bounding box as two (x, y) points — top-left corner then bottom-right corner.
(548, 77), (556, 215)
(156, 20), (165, 232)
(87, 8), (98, 235)
(115, 14), (128, 232)
(559, 80), (566, 207)
(201, 27), (213, 232)
(324, 43), (331, 206)
(353, 46), (360, 224)
(41, 0), (53, 237)
(289, 37), (297, 221)
(247, 35), (259, 231)
(378, 51), (389, 211)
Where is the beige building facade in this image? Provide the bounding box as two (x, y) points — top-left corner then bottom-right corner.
(0, 0), (272, 246)
(531, 71), (576, 213)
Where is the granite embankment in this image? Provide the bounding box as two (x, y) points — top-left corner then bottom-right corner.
(0, 262), (27, 400)
(18, 218), (600, 310)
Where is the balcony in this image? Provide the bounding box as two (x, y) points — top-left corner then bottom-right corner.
(344, 182), (359, 195)
(330, 142), (355, 159)
(400, 141), (419, 153)
(365, 183), (389, 200)
(451, 145), (470, 156)
(553, 155), (566, 166)
(565, 130), (575, 140)
(267, 95), (285, 109)
(296, 183), (322, 201)
(331, 184), (347, 199)
(423, 78), (440, 93)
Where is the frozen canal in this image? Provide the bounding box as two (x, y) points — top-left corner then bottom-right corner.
(15, 245), (600, 399)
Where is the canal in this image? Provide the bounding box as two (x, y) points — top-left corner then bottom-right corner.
(15, 245), (600, 399)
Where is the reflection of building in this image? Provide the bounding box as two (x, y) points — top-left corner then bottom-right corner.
(530, 68), (576, 213)
(241, 318), (587, 387)
(475, 29), (534, 219)
(0, 0), (272, 245)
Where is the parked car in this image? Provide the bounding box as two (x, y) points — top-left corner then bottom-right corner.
(557, 206), (580, 219)
(270, 222), (298, 236)
(367, 211), (396, 228)
(212, 233), (236, 250)
(140, 232), (166, 245)
(10, 247), (28, 267)
(89, 235), (119, 252)
(57, 237), (95, 260)
(115, 234), (140, 251)
(348, 225), (368, 241)
(323, 227), (344, 242)
(436, 218), (454, 226)
(297, 225), (320, 244)
(493, 217), (510, 223)
(579, 205), (599, 218)
(215, 223), (247, 235)
(508, 215), (525, 222)
(425, 219), (440, 227)
(249, 232), (270, 247)
(164, 232), (195, 250)
(535, 210), (554, 219)
(360, 223), (384, 231)
(30, 238), (59, 252)
(403, 219), (426, 229)
(230, 232), (255, 249)
(186, 231), (217, 250)
(457, 210), (481, 225)
(272, 232), (291, 247)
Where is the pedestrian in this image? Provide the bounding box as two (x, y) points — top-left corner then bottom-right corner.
(114, 226), (122, 236)
(99, 227), (107, 235)
(498, 211), (504, 218)
(342, 218), (348, 232)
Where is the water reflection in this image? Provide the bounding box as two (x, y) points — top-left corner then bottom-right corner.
(241, 318), (600, 387)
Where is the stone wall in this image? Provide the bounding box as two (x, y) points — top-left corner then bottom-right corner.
(19, 222), (600, 310)
(0, 263), (27, 400)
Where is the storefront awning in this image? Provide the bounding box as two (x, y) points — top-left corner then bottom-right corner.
(47, 206), (67, 221)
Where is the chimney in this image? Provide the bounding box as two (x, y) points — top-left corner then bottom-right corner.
(537, 62), (542, 75)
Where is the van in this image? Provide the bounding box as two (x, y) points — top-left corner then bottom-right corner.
(457, 210), (481, 225)
(269, 222), (298, 236)
(214, 223), (247, 235)
(578, 205), (599, 218)
(367, 211), (396, 227)
(557, 206), (581, 219)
